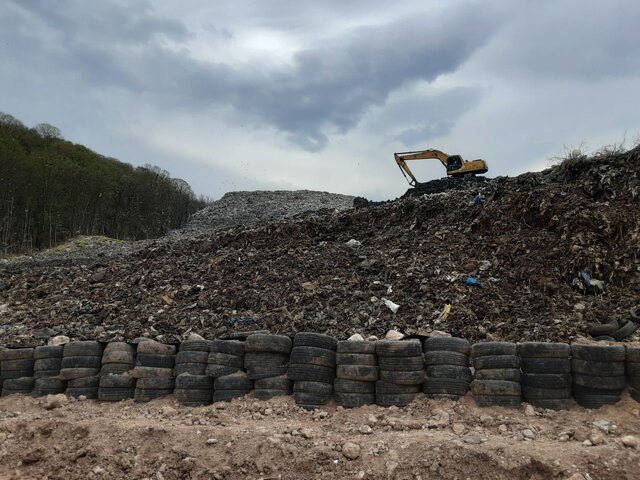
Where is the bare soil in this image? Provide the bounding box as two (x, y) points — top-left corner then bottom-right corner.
(1, 393), (639, 479)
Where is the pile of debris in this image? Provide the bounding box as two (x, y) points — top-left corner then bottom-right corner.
(0, 147), (639, 345)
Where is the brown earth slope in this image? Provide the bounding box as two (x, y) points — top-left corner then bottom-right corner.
(0, 147), (639, 345)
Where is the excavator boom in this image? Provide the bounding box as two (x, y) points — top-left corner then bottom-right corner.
(394, 149), (488, 185)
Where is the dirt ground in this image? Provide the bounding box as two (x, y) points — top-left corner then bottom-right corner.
(1, 393), (639, 480)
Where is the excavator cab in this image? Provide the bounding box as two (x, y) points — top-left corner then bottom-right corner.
(446, 155), (463, 172)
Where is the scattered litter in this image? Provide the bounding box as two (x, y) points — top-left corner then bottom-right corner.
(345, 239), (361, 247)
(382, 298), (400, 314)
(465, 277), (483, 288)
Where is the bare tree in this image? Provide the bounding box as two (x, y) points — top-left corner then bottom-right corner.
(34, 123), (62, 139)
(0, 112), (24, 127)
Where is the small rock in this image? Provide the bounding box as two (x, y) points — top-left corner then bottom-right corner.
(521, 428), (536, 440)
(359, 425), (373, 435)
(78, 395), (87, 402)
(427, 409), (450, 428)
(48, 335), (70, 346)
(574, 303), (586, 311)
(589, 433), (605, 446)
(479, 414), (493, 426)
(567, 474), (586, 480)
(366, 414), (377, 426)
(524, 404), (536, 417)
(161, 406), (177, 416)
(558, 434), (570, 442)
(187, 333), (205, 341)
(429, 330), (452, 337)
(621, 435), (639, 448)
(342, 442), (361, 460)
(384, 329), (404, 340)
(206, 438), (218, 445)
(592, 420), (611, 433)
(582, 440), (593, 447)
(462, 433), (483, 445)
(452, 423), (465, 435)
(43, 394), (69, 410)
(366, 335), (378, 342)
(386, 461), (399, 477)
(498, 424), (508, 434)
(347, 333), (365, 342)
(345, 239), (362, 247)
(92, 466), (105, 474)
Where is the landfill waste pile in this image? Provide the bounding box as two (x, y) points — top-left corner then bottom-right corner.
(0, 146), (639, 346)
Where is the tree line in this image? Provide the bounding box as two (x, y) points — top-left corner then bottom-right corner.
(0, 112), (208, 253)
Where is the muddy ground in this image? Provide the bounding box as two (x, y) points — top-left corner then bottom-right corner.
(0, 393), (639, 479)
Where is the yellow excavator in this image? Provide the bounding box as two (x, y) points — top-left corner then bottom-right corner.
(394, 149), (488, 186)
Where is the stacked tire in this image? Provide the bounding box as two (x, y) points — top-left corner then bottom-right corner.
(175, 374), (213, 406)
(254, 375), (293, 400)
(471, 342), (521, 407)
(132, 340), (176, 402)
(519, 342), (572, 410)
(245, 335), (290, 391)
(175, 340), (212, 376)
(571, 343), (626, 409)
(334, 340), (377, 408)
(376, 340), (424, 407)
(423, 337), (471, 400)
(207, 340), (245, 378)
(99, 343), (136, 402)
(33, 345), (66, 396)
(60, 341), (104, 399)
(213, 372), (253, 402)
(0, 348), (35, 396)
(288, 333), (338, 410)
(626, 346), (640, 403)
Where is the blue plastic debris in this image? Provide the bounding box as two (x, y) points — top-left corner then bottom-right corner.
(465, 277), (484, 288)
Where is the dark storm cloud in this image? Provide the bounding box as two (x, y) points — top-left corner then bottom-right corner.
(2, 0), (499, 151)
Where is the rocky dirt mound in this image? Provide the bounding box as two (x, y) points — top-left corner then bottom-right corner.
(1, 393), (639, 479)
(0, 147), (639, 345)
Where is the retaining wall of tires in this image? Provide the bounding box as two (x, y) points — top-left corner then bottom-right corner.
(1, 336), (639, 410)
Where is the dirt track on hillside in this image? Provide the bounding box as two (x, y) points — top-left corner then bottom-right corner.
(1, 393), (639, 479)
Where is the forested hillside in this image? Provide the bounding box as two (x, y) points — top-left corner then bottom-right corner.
(0, 112), (207, 253)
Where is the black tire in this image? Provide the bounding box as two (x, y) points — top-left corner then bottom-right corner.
(104, 342), (135, 354)
(209, 352), (244, 368)
(176, 351), (209, 364)
(594, 336), (616, 342)
(473, 395), (521, 407)
(131, 366), (174, 378)
(572, 384), (624, 397)
(136, 354), (175, 369)
(246, 366), (288, 380)
(424, 351), (468, 367)
(64, 341), (103, 357)
(426, 365), (472, 381)
(214, 373), (252, 390)
(611, 321), (638, 341)
(134, 388), (173, 402)
(244, 352), (289, 368)
(254, 376), (292, 391)
(632, 306), (640, 322)
(521, 358), (570, 374)
(254, 389), (291, 400)
(33, 370), (60, 378)
(206, 365), (241, 378)
(287, 364), (335, 383)
(375, 381), (420, 394)
(290, 346), (336, 368)
(136, 377), (175, 389)
(627, 347), (640, 363)
(175, 363), (207, 376)
(629, 386), (640, 403)
(100, 363), (133, 375)
(574, 394), (621, 409)
(67, 376), (100, 388)
(59, 367), (100, 380)
(61, 356), (102, 369)
(425, 393), (462, 401)
(334, 378), (376, 394)
(473, 368), (521, 382)
(517, 342), (570, 358)
(210, 340), (245, 356)
(3, 359), (35, 371)
(336, 353), (377, 366)
(522, 373), (571, 389)
(473, 355), (519, 370)
(376, 340), (422, 357)
(100, 374), (136, 389)
(0, 348), (34, 361)
(572, 373), (626, 390)
(213, 389), (251, 402)
(529, 398), (572, 410)
(626, 362), (640, 377)
(175, 374), (212, 390)
(98, 388), (135, 401)
(471, 342), (516, 357)
(293, 381), (334, 395)
(245, 334), (292, 354)
(34, 377), (66, 391)
(379, 369), (424, 385)
(522, 386), (571, 399)
(423, 378), (469, 395)
(336, 365), (378, 382)
(571, 359), (625, 376)
(34, 346), (64, 359)
(587, 320), (619, 336)
(571, 344), (625, 362)
(179, 340), (212, 352)
(334, 392), (375, 408)
(293, 391), (332, 405)
(293, 332), (338, 351)
(423, 337), (470, 355)
(378, 356), (424, 371)
(136, 341), (176, 356)
(376, 393), (416, 407)
(337, 341), (377, 354)
(470, 380), (521, 396)
(2, 377), (35, 391)
(1, 370), (33, 381)
(66, 387), (99, 399)
(175, 389), (212, 405)
(101, 351), (135, 365)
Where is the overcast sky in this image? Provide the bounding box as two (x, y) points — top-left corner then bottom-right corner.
(2, 1), (639, 200)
